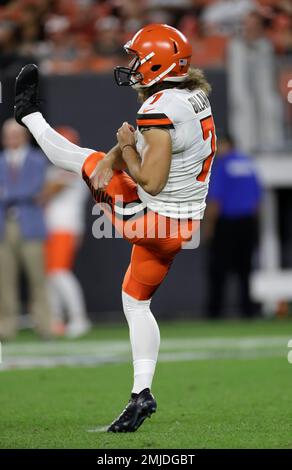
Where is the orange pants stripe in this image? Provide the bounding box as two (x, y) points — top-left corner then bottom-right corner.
(45, 232), (77, 273)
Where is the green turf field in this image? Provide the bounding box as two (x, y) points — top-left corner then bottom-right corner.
(1, 319), (292, 449)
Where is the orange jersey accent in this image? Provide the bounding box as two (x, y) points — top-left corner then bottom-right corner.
(136, 113), (174, 130)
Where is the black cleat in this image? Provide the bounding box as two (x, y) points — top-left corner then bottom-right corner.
(107, 388), (157, 433)
(14, 64), (40, 127)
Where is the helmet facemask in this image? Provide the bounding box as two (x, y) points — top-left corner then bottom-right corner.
(114, 42), (159, 88)
(114, 52), (144, 87)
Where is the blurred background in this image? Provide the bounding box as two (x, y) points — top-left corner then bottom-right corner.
(0, 0), (292, 339)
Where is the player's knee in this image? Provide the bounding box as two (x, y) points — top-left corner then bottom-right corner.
(122, 290), (151, 318)
(122, 274), (157, 301)
(82, 151), (106, 178)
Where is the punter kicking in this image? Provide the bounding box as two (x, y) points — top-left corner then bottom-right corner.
(14, 23), (216, 432)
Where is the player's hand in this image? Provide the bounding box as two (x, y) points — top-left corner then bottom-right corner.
(90, 158), (113, 190)
(116, 122), (136, 150)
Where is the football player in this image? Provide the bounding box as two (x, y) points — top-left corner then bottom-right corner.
(14, 24), (216, 432)
(40, 127), (90, 338)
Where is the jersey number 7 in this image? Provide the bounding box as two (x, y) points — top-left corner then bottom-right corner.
(197, 115), (216, 183)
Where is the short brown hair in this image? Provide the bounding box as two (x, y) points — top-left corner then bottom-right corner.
(138, 68), (211, 102)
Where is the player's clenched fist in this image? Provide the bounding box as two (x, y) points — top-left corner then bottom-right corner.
(116, 122), (136, 151)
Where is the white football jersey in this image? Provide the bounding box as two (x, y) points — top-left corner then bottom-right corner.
(46, 166), (88, 234)
(135, 87), (216, 219)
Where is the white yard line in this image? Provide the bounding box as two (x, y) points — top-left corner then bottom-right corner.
(3, 335), (290, 354)
(0, 335), (289, 371)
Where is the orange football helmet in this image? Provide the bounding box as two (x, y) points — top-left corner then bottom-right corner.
(114, 23), (192, 88)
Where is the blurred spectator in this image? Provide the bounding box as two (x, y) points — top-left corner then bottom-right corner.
(18, 3), (44, 57)
(0, 0), (290, 78)
(39, 126), (91, 338)
(119, 0), (146, 39)
(268, 12), (292, 56)
(0, 20), (32, 75)
(37, 15), (79, 74)
(179, 14), (228, 68)
(204, 134), (262, 318)
(228, 11), (284, 153)
(94, 16), (123, 58)
(201, 0), (256, 35)
(0, 119), (52, 340)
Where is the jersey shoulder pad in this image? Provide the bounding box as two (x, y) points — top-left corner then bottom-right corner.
(136, 89), (187, 130)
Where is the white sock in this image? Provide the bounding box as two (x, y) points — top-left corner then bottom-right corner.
(47, 277), (64, 323)
(22, 112), (94, 175)
(48, 270), (88, 324)
(122, 291), (160, 394)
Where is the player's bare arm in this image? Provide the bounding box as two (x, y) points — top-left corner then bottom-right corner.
(117, 122), (172, 196)
(89, 144), (126, 190)
(90, 124), (136, 190)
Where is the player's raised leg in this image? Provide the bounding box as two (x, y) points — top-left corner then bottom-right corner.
(14, 64), (135, 205)
(14, 64), (99, 174)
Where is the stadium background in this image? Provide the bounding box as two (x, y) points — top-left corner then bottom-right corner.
(1, 0), (291, 320)
(1, 0), (292, 451)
